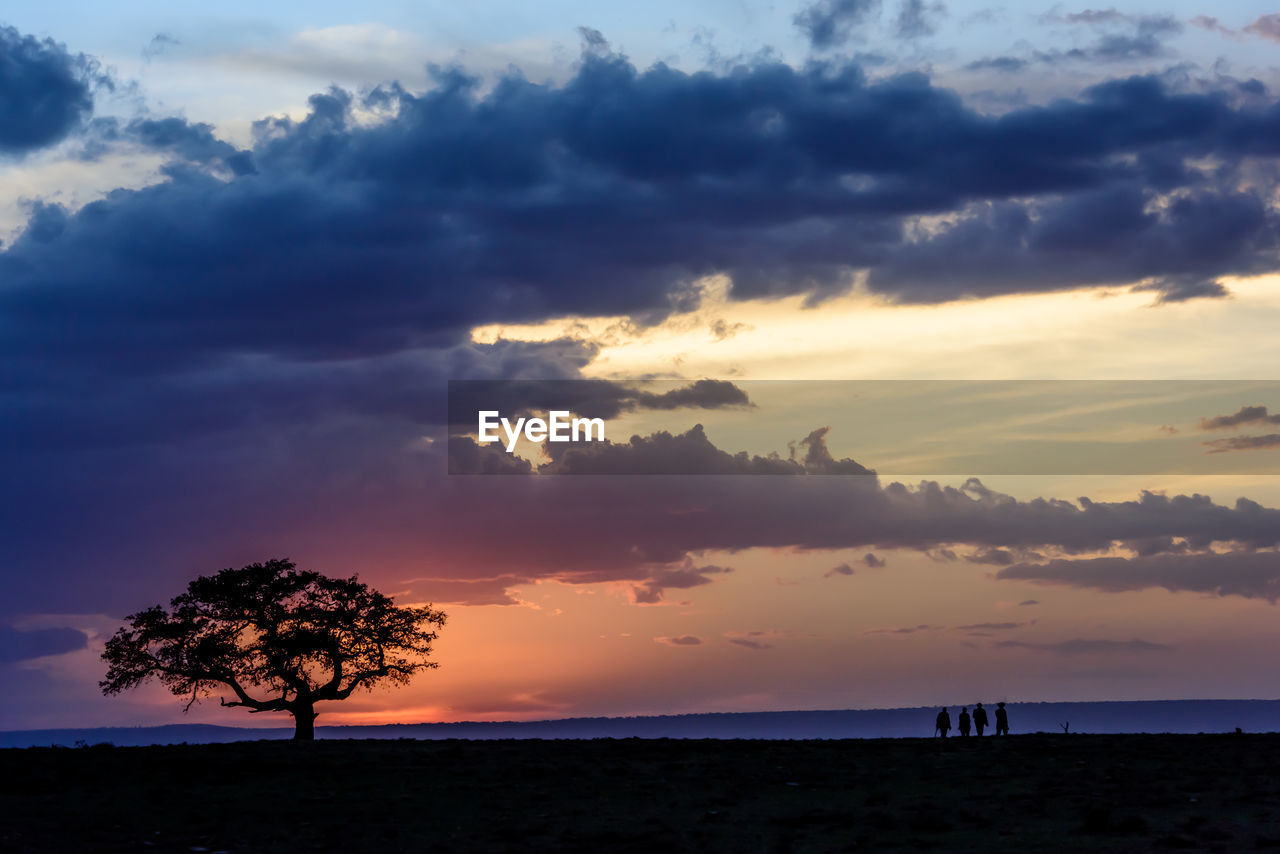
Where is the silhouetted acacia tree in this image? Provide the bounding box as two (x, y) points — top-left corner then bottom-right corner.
(100, 559), (446, 740)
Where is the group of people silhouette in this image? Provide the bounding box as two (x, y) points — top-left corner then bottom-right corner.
(934, 702), (1009, 737)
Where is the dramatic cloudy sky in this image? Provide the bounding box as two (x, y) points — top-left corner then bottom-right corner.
(5, 1), (1280, 730)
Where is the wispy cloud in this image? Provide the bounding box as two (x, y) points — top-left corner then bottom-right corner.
(995, 638), (1171, 654)
(654, 635), (703, 647)
(999, 552), (1280, 601)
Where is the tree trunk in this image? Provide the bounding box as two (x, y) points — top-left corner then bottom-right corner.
(293, 702), (317, 741)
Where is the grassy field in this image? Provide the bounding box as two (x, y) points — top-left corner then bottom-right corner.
(3, 733), (1279, 852)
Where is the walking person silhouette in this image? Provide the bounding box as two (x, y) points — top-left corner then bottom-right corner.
(995, 702), (1010, 736)
(972, 702), (988, 736)
(935, 707), (951, 738)
(958, 707), (971, 736)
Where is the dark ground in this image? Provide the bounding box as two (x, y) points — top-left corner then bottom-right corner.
(2, 733), (1278, 852)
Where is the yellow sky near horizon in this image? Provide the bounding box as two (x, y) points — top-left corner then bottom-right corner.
(472, 273), (1280, 382)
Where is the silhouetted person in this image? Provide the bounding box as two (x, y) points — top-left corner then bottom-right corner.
(958, 707), (971, 736)
(935, 707), (951, 737)
(995, 701), (1010, 736)
(972, 702), (988, 736)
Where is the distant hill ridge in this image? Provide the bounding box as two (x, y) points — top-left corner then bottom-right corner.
(5, 699), (1279, 748)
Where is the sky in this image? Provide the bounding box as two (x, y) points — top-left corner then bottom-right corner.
(4, 0), (1280, 730)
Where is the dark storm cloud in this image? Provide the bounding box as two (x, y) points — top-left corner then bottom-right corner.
(0, 626), (88, 663)
(871, 480), (1280, 555)
(125, 117), (256, 173)
(14, 414), (1280, 617)
(868, 181), (1275, 304)
(0, 25), (98, 154)
(994, 638), (1170, 654)
(447, 436), (535, 474)
(416, 449), (1280, 603)
(4, 336), (596, 453)
(11, 39), (1280, 619)
(1, 54), (1278, 489)
(794, 0), (881, 49)
(1200, 405), (1280, 430)
(534, 424), (875, 475)
(862, 552), (886, 568)
(76, 114), (257, 172)
(998, 551), (1280, 601)
(825, 562), (855, 576)
(8, 51), (1280, 409)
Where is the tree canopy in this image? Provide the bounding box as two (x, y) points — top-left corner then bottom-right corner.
(100, 559), (446, 739)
